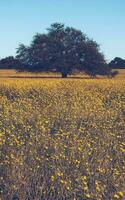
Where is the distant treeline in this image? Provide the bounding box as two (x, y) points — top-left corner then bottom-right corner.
(109, 57), (125, 69)
(0, 56), (124, 70)
(0, 56), (21, 70)
(0, 23), (123, 77)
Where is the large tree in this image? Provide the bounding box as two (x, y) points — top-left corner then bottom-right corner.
(16, 23), (111, 78)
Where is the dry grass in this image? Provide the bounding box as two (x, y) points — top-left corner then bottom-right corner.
(2, 69), (125, 79)
(0, 69), (61, 78)
(112, 69), (125, 79)
(0, 78), (125, 200)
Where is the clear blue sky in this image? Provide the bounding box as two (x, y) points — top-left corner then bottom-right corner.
(0, 0), (125, 61)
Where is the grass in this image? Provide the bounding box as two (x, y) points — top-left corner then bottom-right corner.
(0, 68), (125, 79)
(0, 78), (125, 200)
(0, 69), (61, 78)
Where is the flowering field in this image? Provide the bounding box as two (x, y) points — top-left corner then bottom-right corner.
(0, 78), (125, 200)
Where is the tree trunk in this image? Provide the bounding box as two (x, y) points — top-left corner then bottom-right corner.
(61, 72), (67, 78)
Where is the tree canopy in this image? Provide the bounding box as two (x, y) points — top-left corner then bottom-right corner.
(109, 57), (125, 69)
(0, 56), (22, 70)
(16, 23), (111, 77)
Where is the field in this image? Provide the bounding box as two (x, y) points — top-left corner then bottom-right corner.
(0, 68), (125, 79)
(0, 78), (125, 200)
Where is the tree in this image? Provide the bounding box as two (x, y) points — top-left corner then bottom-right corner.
(83, 40), (110, 77)
(0, 56), (22, 69)
(109, 57), (125, 69)
(16, 23), (111, 78)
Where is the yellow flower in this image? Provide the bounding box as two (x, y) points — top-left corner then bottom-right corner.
(114, 194), (120, 199)
(86, 194), (91, 198)
(51, 176), (55, 181)
(118, 191), (124, 197)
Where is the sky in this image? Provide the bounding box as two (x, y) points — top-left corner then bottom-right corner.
(0, 0), (125, 61)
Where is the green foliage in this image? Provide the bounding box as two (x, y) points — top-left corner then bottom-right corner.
(109, 57), (125, 69)
(0, 56), (22, 70)
(16, 23), (111, 77)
